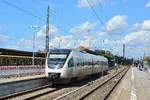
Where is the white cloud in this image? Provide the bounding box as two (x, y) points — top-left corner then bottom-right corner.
(146, 1), (150, 8)
(7, 38), (45, 51)
(123, 31), (149, 43)
(6, 38), (33, 51)
(5, 18), (150, 57)
(8, 35), (74, 51)
(19, 38), (34, 50)
(0, 34), (10, 42)
(99, 18), (150, 57)
(36, 24), (58, 39)
(129, 23), (141, 32)
(69, 21), (97, 34)
(122, 30), (150, 57)
(130, 20), (150, 31)
(142, 20), (150, 30)
(49, 35), (74, 49)
(120, 20), (150, 57)
(77, 0), (103, 8)
(102, 15), (128, 34)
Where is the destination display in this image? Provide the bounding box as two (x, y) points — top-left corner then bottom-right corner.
(49, 54), (67, 59)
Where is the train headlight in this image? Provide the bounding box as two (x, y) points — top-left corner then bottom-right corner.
(56, 64), (64, 69)
(48, 63), (64, 69)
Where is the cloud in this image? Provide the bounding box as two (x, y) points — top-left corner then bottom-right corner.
(8, 35), (74, 51)
(5, 17), (150, 57)
(69, 21), (97, 34)
(122, 30), (150, 56)
(142, 20), (150, 30)
(130, 20), (150, 31)
(36, 24), (58, 39)
(98, 17), (150, 57)
(6, 37), (45, 51)
(101, 15), (128, 34)
(0, 34), (10, 42)
(120, 20), (150, 57)
(49, 35), (74, 49)
(68, 21), (107, 48)
(77, 0), (103, 8)
(123, 31), (149, 44)
(146, 1), (150, 8)
(5, 38), (33, 51)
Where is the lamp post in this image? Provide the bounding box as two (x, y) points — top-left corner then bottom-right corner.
(30, 25), (40, 66)
(58, 38), (62, 49)
(87, 29), (91, 48)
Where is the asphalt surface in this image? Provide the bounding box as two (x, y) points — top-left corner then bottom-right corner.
(107, 67), (150, 100)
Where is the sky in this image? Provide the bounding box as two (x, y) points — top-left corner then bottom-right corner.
(0, 0), (150, 58)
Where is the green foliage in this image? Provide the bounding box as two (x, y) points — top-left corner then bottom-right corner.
(94, 49), (133, 65)
(95, 50), (114, 58)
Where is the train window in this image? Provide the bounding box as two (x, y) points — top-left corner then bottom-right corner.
(68, 58), (74, 67)
(77, 62), (80, 66)
(83, 62), (86, 66)
(10, 59), (17, 65)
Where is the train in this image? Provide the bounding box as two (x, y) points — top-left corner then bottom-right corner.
(45, 49), (108, 84)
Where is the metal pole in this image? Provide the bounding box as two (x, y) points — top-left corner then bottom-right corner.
(45, 5), (50, 52)
(123, 44), (125, 58)
(102, 40), (105, 56)
(31, 25), (40, 66)
(58, 38), (62, 49)
(33, 34), (35, 65)
(88, 29), (91, 48)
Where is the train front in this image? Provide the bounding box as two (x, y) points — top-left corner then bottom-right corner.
(45, 49), (71, 84)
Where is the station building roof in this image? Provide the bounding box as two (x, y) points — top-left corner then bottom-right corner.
(0, 48), (46, 57)
(144, 57), (150, 59)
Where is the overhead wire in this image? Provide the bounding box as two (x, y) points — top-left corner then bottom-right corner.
(86, 0), (105, 25)
(0, 0), (69, 34)
(97, 0), (108, 22)
(1, 0), (45, 21)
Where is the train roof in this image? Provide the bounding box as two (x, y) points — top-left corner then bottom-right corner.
(49, 49), (72, 54)
(49, 48), (107, 59)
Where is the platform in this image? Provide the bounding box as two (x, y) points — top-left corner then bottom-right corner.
(0, 75), (46, 84)
(108, 67), (150, 100)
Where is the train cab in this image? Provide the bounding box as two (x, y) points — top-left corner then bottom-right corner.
(45, 49), (73, 83)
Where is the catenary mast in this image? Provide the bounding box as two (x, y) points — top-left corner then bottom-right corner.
(45, 5), (50, 53)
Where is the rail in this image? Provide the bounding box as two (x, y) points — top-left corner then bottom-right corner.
(54, 67), (129, 100)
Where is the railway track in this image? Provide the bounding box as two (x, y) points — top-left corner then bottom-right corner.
(0, 67), (128, 100)
(0, 84), (63, 100)
(79, 68), (128, 100)
(54, 67), (129, 100)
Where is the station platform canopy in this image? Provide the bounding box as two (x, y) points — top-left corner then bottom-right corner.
(0, 48), (46, 57)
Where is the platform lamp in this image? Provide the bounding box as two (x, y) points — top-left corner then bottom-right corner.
(30, 25), (41, 66)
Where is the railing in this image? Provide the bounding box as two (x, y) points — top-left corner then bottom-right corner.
(0, 65), (45, 79)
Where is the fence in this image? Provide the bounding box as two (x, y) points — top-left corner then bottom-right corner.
(0, 65), (45, 79)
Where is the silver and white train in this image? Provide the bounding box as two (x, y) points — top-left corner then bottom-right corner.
(45, 49), (108, 84)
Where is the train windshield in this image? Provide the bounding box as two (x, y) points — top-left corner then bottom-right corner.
(48, 49), (71, 69)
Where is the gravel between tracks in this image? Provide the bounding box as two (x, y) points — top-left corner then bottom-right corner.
(54, 67), (127, 100)
(34, 69), (120, 100)
(6, 67), (126, 100)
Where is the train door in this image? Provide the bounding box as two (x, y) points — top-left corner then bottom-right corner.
(67, 57), (76, 78)
(91, 56), (94, 75)
(75, 54), (85, 78)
